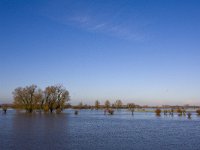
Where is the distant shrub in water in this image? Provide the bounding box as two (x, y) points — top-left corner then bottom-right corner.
(177, 108), (183, 116)
(74, 110), (78, 115)
(108, 109), (114, 115)
(169, 109), (174, 116)
(2, 104), (8, 114)
(182, 109), (186, 116)
(127, 103), (135, 115)
(196, 109), (200, 115)
(163, 110), (168, 115)
(155, 109), (161, 116)
(187, 112), (192, 119)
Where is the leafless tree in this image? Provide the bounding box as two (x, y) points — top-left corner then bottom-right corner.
(95, 100), (100, 110)
(196, 109), (200, 115)
(155, 108), (161, 116)
(43, 85), (70, 113)
(115, 100), (123, 109)
(127, 103), (135, 115)
(104, 100), (110, 109)
(13, 85), (42, 113)
(2, 104), (8, 114)
(13, 84), (69, 113)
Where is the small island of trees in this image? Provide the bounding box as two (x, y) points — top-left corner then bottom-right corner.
(12, 84), (69, 113)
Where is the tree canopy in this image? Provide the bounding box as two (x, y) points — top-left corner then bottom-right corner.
(13, 84), (69, 113)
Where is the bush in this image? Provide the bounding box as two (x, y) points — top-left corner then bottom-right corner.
(196, 109), (200, 115)
(155, 109), (161, 116)
(74, 110), (78, 115)
(108, 109), (114, 115)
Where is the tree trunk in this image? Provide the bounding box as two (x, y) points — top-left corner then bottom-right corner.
(3, 109), (7, 114)
(28, 108), (33, 113)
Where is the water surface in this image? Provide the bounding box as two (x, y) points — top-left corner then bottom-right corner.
(0, 109), (200, 150)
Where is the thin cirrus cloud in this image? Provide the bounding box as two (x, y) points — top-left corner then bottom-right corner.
(41, 1), (147, 41)
(66, 14), (145, 41)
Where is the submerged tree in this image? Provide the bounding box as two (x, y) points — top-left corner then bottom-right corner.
(196, 109), (200, 115)
(13, 85), (42, 113)
(104, 100), (110, 109)
(108, 109), (114, 115)
(13, 84), (69, 113)
(115, 100), (123, 109)
(43, 85), (70, 113)
(95, 100), (100, 110)
(187, 112), (192, 119)
(155, 108), (161, 116)
(127, 103), (135, 115)
(2, 104), (8, 114)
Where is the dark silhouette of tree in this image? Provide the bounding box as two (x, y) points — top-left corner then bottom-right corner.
(95, 100), (100, 110)
(43, 85), (70, 113)
(13, 85), (42, 113)
(2, 104), (8, 114)
(108, 109), (114, 115)
(127, 103), (135, 115)
(187, 112), (192, 119)
(74, 110), (78, 115)
(155, 108), (161, 116)
(182, 109), (186, 116)
(170, 109), (174, 116)
(177, 108), (183, 116)
(163, 110), (168, 115)
(196, 109), (200, 115)
(104, 100), (110, 109)
(115, 100), (123, 109)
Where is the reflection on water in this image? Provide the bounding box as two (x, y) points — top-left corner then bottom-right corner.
(0, 109), (200, 150)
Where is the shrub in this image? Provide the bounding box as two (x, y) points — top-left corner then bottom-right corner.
(108, 109), (114, 115)
(74, 110), (78, 115)
(155, 108), (161, 116)
(196, 109), (200, 115)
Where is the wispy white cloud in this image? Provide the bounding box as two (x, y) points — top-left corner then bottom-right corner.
(41, 1), (147, 41)
(67, 15), (145, 41)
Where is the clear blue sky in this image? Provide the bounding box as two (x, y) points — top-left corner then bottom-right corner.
(1, 0), (200, 105)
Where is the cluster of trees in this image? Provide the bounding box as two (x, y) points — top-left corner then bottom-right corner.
(13, 84), (69, 113)
(73, 100), (136, 115)
(72, 100), (126, 110)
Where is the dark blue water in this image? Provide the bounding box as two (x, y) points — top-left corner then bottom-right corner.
(0, 109), (200, 150)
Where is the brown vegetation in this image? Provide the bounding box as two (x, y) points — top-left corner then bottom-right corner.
(13, 84), (69, 113)
(2, 104), (8, 114)
(155, 108), (161, 116)
(127, 103), (135, 115)
(196, 109), (200, 115)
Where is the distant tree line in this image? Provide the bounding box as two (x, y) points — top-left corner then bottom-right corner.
(12, 84), (70, 113)
(72, 100), (137, 110)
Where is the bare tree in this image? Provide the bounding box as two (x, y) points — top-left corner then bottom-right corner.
(13, 85), (42, 113)
(196, 109), (200, 115)
(95, 100), (100, 110)
(44, 85), (70, 113)
(13, 84), (69, 113)
(104, 100), (110, 109)
(2, 104), (8, 114)
(127, 103), (135, 115)
(115, 100), (123, 109)
(155, 108), (161, 116)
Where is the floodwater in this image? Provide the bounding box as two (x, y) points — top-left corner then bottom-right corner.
(0, 109), (200, 150)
